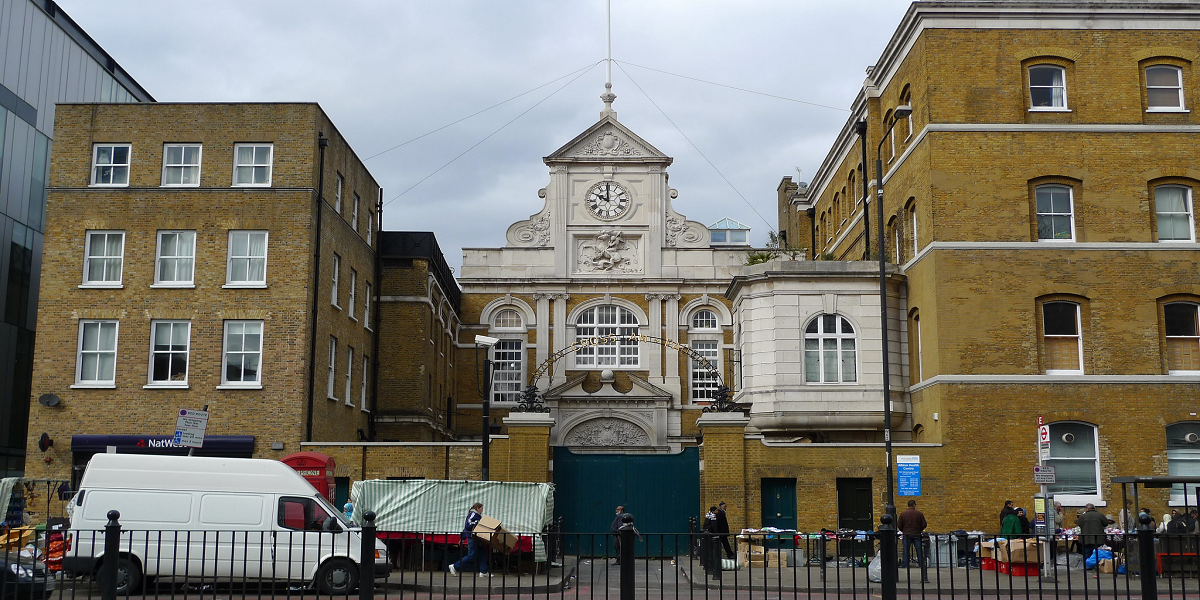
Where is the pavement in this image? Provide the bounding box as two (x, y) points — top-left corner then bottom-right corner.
(379, 556), (1200, 597)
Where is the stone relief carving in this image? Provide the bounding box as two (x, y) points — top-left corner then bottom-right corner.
(578, 131), (642, 157)
(509, 212), (551, 247)
(564, 418), (651, 446)
(577, 230), (640, 273)
(665, 216), (704, 247)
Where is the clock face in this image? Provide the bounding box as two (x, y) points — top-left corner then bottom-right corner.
(586, 181), (631, 219)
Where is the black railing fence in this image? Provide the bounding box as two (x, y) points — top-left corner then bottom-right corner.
(2, 512), (1199, 599)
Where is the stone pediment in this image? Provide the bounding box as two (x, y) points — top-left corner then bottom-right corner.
(544, 372), (673, 403)
(544, 116), (672, 165)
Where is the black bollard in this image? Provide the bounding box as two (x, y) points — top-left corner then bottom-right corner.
(1138, 512), (1157, 600)
(619, 514), (636, 600)
(879, 513), (898, 600)
(359, 511), (377, 600)
(100, 510), (121, 600)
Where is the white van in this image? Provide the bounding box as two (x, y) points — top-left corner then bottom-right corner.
(64, 454), (389, 594)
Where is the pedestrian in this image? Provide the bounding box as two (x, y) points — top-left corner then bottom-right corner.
(1166, 510), (1189, 534)
(1000, 507), (1022, 539)
(715, 502), (735, 559)
(999, 500), (1017, 531)
(896, 500), (929, 582)
(610, 505), (631, 565)
(448, 502), (490, 577)
(1016, 507), (1032, 537)
(1052, 501), (1065, 532)
(1139, 507), (1156, 530)
(1190, 510), (1199, 534)
(1184, 509), (1198, 533)
(1076, 502), (1108, 574)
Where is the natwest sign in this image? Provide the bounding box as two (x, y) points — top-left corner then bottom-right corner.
(138, 438), (184, 449)
(71, 435), (255, 457)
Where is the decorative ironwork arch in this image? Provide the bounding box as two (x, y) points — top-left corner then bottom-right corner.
(513, 334), (740, 413)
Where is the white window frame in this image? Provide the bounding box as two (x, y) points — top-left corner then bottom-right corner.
(1167, 422), (1200, 506)
(691, 309), (718, 331)
(225, 230), (268, 287)
(1036, 184), (1076, 242)
(367, 210), (375, 246)
(1165, 302), (1200, 375)
(348, 269), (357, 320)
(689, 339), (721, 401)
(232, 143), (273, 187)
(574, 305), (640, 368)
(1045, 421), (1102, 505)
(153, 230), (196, 287)
(220, 320), (263, 388)
(345, 346), (354, 406)
(491, 339), (524, 404)
(327, 336), (338, 400)
(161, 143), (202, 187)
(364, 282), (373, 330)
(360, 355), (370, 412)
(74, 320), (118, 387)
(803, 314), (858, 384)
(331, 253), (341, 308)
(147, 320), (190, 388)
(1155, 185), (1196, 242)
(352, 193), (361, 231)
(1043, 301), (1083, 375)
(1146, 65), (1186, 112)
(1029, 65), (1068, 111)
(82, 231), (125, 287)
(335, 173), (344, 213)
(911, 206), (919, 255)
(90, 144), (131, 186)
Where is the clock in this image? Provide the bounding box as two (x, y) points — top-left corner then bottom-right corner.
(586, 181), (630, 219)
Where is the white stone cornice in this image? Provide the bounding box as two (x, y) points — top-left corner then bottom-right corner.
(911, 373), (1200, 392)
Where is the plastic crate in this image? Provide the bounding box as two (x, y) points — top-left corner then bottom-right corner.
(982, 557), (996, 571)
(999, 561), (1040, 576)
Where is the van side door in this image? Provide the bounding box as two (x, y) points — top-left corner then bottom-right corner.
(197, 493), (272, 580)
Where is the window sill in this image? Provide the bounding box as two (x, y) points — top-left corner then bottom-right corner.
(1056, 496), (1105, 507)
(88, 183), (130, 188)
(223, 283), (267, 289)
(349, 316), (358, 323)
(231, 183), (272, 188)
(365, 325), (373, 332)
(345, 401), (355, 407)
(360, 406), (371, 413)
(150, 283), (195, 289)
(1037, 238), (1076, 243)
(1158, 239), (1196, 243)
(328, 396), (339, 402)
(71, 383), (116, 389)
(332, 304), (342, 311)
(1029, 108), (1072, 113)
(144, 383), (189, 389)
(79, 283), (123, 289)
(217, 384), (262, 390)
(160, 183), (201, 188)
(1169, 370), (1200, 375)
(1147, 108), (1189, 113)
(1045, 370), (1084, 375)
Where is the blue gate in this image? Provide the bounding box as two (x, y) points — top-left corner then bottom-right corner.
(554, 447), (700, 556)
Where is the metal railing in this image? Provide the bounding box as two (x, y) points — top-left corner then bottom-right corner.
(3, 513), (1199, 599)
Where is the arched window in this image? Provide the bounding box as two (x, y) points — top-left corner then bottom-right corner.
(493, 308), (523, 329)
(1164, 302), (1200, 373)
(1155, 185), (1195, 242)
(803, 314), (857, 383)
(1029, 64), (1067, 109)
(1146, 65), (1185, 110)
(1167, 422), (1200, 504)
(692, 309), (718, 330)
(1045, 421), (1100, 501)
(574, 305), (639, 368)
(1042, 300), (1083, 374)
(1035, 184), (1075, 241)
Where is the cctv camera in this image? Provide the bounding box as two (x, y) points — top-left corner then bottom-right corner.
(475, 335), (500, 346)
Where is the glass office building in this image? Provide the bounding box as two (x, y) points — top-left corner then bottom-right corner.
(0, 0), (153, 476)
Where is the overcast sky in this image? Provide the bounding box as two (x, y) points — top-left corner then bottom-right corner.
(57, 0), (912, 273)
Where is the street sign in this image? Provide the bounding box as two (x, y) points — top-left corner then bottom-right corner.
(173, 409), (209, 449)
(897, 455), (921, 496)
(1038, 425), (1050, 443)
(1033, 465), (1056, 484)
(1040, 445), (1050, 460)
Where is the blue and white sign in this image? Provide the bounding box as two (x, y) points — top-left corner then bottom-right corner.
(173, 409), (209, 449)
(897, 454), (921, 496)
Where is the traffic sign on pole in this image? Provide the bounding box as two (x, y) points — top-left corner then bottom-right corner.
(1033, 465), (1057, 484)
(174, 409), (209, 449)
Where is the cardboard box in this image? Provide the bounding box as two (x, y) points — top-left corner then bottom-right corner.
(473, 515), (520, 552)
(1098, 557), (1119, 574)
(996, 539), (1041, 563)
(979, 542), (995, 559)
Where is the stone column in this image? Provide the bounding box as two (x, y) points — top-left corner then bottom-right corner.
(502, 412), (555, 483)
(664, 293), (682, 395)
(533, 293), (551, 379)
(551, 293), (570, 386)
(645, 293), (664, 384)
(697, 412), (750, 533)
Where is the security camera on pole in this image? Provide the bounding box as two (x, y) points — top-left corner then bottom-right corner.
(475, 335), (500, 481)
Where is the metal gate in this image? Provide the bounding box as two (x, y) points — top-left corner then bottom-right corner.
(554, 447), (700, 556)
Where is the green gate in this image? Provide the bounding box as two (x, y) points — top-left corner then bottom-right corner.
(554, 447), (700, 556)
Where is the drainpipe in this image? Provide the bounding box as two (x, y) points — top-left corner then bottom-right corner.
(806, 208), (816, 260)
(857, 118), (870, 259)
(369, 189), (383, 441)
(305, 133), (329, 442)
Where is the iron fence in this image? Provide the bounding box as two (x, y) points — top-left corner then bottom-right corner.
(2, 513), (1199, 599)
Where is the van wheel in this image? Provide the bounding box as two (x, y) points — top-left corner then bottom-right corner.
(101, 556), (143, 595)
(316, 558), (358, 595)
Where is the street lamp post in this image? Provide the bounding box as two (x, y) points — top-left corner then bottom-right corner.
(874, 105), (911, 517)
(475, 335), (500, 481)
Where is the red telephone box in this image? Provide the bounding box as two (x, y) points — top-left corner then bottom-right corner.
(281, 451), (336, 502)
